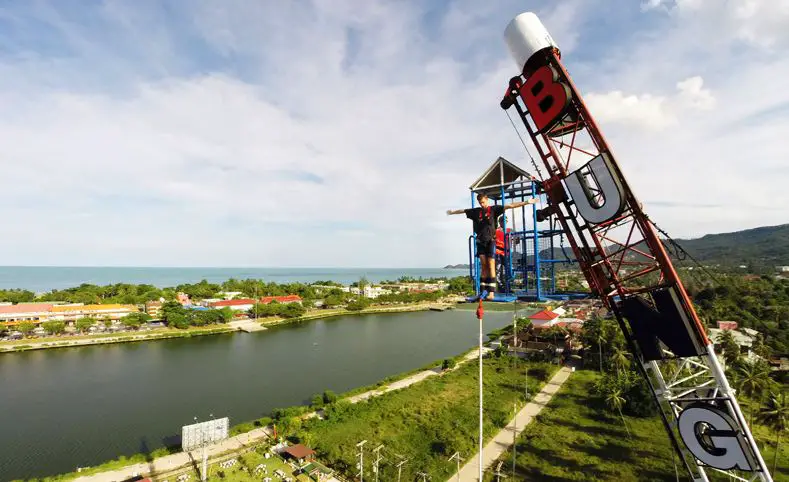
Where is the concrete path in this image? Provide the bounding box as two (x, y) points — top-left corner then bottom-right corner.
(453, 366), (573, 482)
(347, 346), (492, 403)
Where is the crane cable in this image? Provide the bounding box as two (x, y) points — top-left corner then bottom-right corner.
(504, 109), (544, 181)
(647, 215), (723, 287)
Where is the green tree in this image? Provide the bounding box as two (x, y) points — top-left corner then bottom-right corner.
(248, 303), (271, 319)
(17, 321), (35, 336)
(167, 312), (190, 329)
(121, 312), (151, 329)
(219, 307), (234, 323)
(346, 299), (370, 311)
(736, 359), (772, 426)
(604, 387), (631, 439)
(760, 391), (788, 475)
(281, 303), (306, 319)
(75, 317), (94, 333)
(41, 321), (66, 335)
(717, 330), (741, 366)
(160, 301), (187, 324)
(311, 394), (324, 408)
(611, 347), (630, 375)
(102, 317), (112, 328)
(322, 390), (338, 404)
(442, 358), (457, 371)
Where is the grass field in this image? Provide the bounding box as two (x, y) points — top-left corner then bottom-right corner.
(203, 448), (312, 482)
(484, 370), (789, 482)
(296, 355), (556, 481)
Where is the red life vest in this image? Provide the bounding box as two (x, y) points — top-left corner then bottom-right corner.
(496, 228), (510, 256)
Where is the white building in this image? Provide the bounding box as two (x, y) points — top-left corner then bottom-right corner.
(350, 286), (393, 298)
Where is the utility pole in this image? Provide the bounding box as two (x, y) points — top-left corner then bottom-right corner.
(372, 444), (384, 482)
(512, 402), (517, 478)
(477, 302), (484, 482)
(416, 471), (429, 482)
(356, 440), (367, 482)
(449, 452), (462, 481)
(513, 316), (518, 349)
(495, 461), (507, 482)
(395, 458), (408, 482)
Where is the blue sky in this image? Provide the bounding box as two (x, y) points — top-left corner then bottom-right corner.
(0, 0), (787, 267)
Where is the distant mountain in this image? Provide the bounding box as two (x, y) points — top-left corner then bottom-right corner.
(448, 223), (789, 272)
(443, 264), (470, 270)
(675, 223), (789, 268)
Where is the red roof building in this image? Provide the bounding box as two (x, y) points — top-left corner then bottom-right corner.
(259, 295), (302, 304)
(528, 309), (560, 328)
(282, 444), (316, 463)
(717, 321), (738, 331)
(209, 299), (257, 309)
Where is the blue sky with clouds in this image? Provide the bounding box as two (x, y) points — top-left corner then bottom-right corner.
(0, 0), (787, 267)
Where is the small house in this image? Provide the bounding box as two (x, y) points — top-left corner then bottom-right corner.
(282, 444), (316, 465)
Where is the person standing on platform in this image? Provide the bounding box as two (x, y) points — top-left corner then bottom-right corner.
(447, 193), (537, 300)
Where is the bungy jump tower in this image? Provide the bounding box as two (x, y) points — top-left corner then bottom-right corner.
(497, 11), (774, 482)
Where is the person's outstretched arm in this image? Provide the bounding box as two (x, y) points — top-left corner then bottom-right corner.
(446, 209), (467, 215)
(504, 198), (539, 210)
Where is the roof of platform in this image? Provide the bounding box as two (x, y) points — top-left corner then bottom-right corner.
(469, 157), (534, 192)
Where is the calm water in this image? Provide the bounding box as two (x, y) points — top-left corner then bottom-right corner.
(0, 267), (468, 292)
(0, 309), (517, 480)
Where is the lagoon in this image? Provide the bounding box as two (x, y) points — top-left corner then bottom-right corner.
(0, 308), (518, 479)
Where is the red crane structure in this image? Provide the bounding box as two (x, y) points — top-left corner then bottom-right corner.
(499, 12), (773, 482)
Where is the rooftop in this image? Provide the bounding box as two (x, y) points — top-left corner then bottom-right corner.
(0, 303), (54, 314)
(283, 444), (315, 460)
(529, 309), (560, 321)
(209, 299), (257, 307)
(51, 304), (137, 312)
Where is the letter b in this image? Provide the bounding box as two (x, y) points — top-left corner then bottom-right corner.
(519, 65), (571, 132)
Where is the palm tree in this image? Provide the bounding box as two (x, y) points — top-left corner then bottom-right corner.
(605, 388), (631, 439)
(611, 347), (630, 375)
(736, 360), (771, 426)
(717, 330), (741, 367)
(760, 391), (788, 475)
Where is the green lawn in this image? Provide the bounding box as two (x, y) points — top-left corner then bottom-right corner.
(484, 370), (789, 482)
(295, 356), (557, 481)
(204, 448), (312, 482)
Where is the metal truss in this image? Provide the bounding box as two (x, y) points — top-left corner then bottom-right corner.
(502, 47), (773, 481)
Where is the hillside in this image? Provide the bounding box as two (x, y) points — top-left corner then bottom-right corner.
(449, 223), (789, 271)
(675, 223), (789, 268)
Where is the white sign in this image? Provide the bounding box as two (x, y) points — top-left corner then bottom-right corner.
(677, 404), (756, 471)
(181, 417), (229, 452)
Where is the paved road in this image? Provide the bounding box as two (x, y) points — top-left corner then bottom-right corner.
(453, 366), (573, 481)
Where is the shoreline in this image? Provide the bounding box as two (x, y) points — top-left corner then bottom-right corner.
(0, 301), (464, 354)
(50, 342), (499, 482)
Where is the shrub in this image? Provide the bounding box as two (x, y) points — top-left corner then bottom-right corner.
(323, 390), (338, 404)
(442, 358), (457, 371)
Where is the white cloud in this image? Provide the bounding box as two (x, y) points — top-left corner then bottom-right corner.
(0, 0), (787, 269)
(586, 91), (674, 129)
(676, 76), (715, 109)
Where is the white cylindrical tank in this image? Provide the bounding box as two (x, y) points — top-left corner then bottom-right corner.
(504, 12), (558, 72)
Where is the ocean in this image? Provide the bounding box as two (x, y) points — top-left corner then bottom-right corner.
(0, 267), (469, 293)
